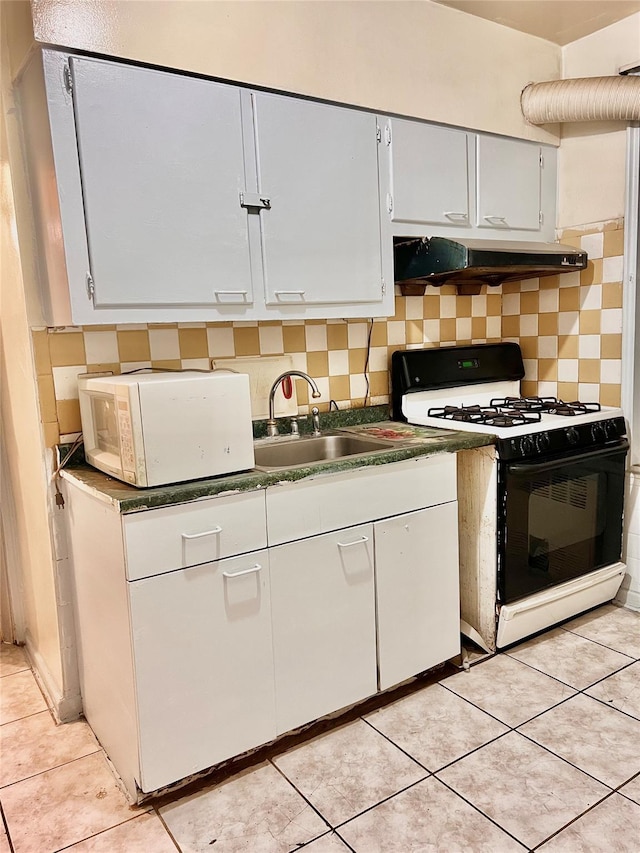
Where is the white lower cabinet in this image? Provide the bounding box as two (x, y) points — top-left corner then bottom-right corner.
(375, 504), (460, 690)
(269, 524), (377, 734)
(64, 452), (460, 801)
(128, 549), (276, 792)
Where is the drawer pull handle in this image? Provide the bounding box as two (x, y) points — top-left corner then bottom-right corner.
(222, 563), (262, 579)
(444, 211), (468, 221)
(181, 526), (223, 541)
(337, 536), (369, 548)
(483, 215), (508, 225)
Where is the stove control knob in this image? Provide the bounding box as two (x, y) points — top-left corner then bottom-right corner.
(566, 427), (580, 445)
(591, 423), (605, 443)
(603, 420), (617, 439)
(536, 432), (551, 453)
(519, 436), (535, 456)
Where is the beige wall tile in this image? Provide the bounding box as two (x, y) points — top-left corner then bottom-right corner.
(519, 337), (538, 360)
(37, 375), (57, 423)
(579, 310), (601, 335)
(603, 229), (624, 257)
(538, 314), (559, 336)
(440, 318), (456, 341)
(306, 351), (329, 377)
(56, 399), (82, 434)
(558, 336), (579, 358)
(327, 324), (348, 351)
(538, 359), (558, 381)
(520, 292), (539, 315)
(178, 327), (208, 360)
(371, 322), (388, 347)
(559, 288), (580, 312)
(501, 316), (520, 338)
(43, 422), (60, 448)
(557, 381), (579, 400)
(602, 282), (623, 309)
(49, 331), (86, 368)
(282, 325), (306, 353)
(578, 360), (601, 384)
(329, 375), (350, 400)
(32, 330), (52, 376)
(151, 359), (182, 371)
(471, 317), (487, 339)
(600, 384), (621, 406)
(370, 371), (390, 397)
(601, 334), (622, 359)
(86, 363), (120, 375)
(117, 330), (151, 363)
(348, 348), (367, 374)
(233, 327), (260, 357)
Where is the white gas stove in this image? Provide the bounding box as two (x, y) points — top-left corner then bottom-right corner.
(391, 343), (629, 650)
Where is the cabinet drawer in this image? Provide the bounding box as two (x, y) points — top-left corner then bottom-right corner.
(123, 490), (267, 580)
(266, 453), (456, 546)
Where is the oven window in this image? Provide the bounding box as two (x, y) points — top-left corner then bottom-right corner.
(500, 445), (627, 604)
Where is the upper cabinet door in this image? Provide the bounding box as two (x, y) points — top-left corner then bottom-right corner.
(252, 92), (384, 307)
(388, 119), (470, 227)
(476, 136), (542, 231)
(69, 57), (253, 308)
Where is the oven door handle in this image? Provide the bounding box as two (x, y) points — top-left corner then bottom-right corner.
(507, 439), (629, 475)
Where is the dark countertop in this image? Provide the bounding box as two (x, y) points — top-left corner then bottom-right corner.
(59, 406), (495, 514)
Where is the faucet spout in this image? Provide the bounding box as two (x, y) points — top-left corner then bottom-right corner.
(267, 371), (321, 437)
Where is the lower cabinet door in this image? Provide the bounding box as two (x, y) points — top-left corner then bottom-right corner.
(128, 550), (275, 792)
(375, 503), (460, 691)
(270, 524), (377, 734)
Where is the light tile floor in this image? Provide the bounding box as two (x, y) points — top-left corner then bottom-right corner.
(2, 603), (640, 852)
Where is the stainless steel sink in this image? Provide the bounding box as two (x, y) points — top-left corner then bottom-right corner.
(253, 432), (395, 471)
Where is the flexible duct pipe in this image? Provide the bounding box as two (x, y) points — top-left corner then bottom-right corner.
(521, 76), (640, 124)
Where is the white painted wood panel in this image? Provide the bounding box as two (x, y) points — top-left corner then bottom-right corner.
(69, 56), (253, 308)
(270, 525), (377, 733)
(266, 454), (457, 546)
(476, 136), (542, 231)
(375, 503), (460, 690)
(64, 485), (139, 798)
(252, 91), (384, 307)
(123, 490), (266, 580)
(129, 549), (275, 792)
(389, 119), (470, 227)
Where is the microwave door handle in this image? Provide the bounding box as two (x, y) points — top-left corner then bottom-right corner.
(507, 439), (629, 475)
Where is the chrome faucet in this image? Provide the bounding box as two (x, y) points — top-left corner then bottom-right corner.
(267, 371), (321, 437)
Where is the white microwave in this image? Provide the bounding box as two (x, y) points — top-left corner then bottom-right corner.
(78, 371), (255, 487)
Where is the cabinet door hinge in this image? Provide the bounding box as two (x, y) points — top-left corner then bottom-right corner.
(381, 279), (387, 296)
(86, 273), (95, 302)
(539, 210), (544, 225)
(387, 193), (393, 214)
(63, 63), (73, 94)
(239, 191), (271, 210)
(385, 123), (392, 146)
(376, 125), (382, 143)
(539, 151), (544, 168)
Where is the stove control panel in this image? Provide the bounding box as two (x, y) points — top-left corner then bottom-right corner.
(498, 416), (627, 461)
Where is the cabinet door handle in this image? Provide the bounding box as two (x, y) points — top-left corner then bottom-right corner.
(483, 215), (508, 225)
(214, 290), (249, 301)
(273, 290), (306, 299)
(444, 211), (468, 221)
(181, 526), (222, 541)
(222, 563), (262, 579)
(337, 536), (369, 548)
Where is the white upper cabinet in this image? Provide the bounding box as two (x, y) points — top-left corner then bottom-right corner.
(386, 119), (471, 228)
(69, 57), (254, 310)
(476, 135), (542, 231)
(383, 115), (556, 242)
(253, 92), (385, 310)
(36, 50), (393, 324)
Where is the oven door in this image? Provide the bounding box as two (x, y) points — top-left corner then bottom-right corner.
(499, 439), (628, 604)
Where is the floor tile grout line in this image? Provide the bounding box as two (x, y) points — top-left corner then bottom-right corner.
(579, 684), (640, 724)
(429, 772), (532, 851)
(358, 715), (434, 774)
(50, 812), (158, 853)
(331, 775), (435, 832)
(293, 827), (358, 853)
(528, 787), (623, 851)
(0, 668), (31, 679)
(504, 646), (636, 691)
(149, 808), (182, 853)
(0, 744), (103, 792)
(0, 803), (15, 853)
(514, 726), (619, 791)
(559, 626), (640, 660)
(267, 758), (335, 837)
(0, 707), (51, 728)
(419, 727), (513, 777)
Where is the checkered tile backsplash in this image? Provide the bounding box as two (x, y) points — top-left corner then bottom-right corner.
(33, 220), (624, 445)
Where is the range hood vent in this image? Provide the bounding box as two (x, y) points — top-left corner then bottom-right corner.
(393, 236), (588, 295)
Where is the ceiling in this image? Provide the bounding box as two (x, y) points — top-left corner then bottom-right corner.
(432, 0), (640, 45)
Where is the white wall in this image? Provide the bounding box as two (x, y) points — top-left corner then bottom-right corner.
(30, 0), (561, 144)
(558, 13), (640, 228)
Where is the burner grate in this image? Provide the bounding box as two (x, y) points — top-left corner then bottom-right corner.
(427, 405), (542, 428)
(490, 396), (601, 417)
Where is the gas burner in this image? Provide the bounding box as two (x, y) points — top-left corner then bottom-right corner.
(491, 396), (602, 417)
(428, 405), (542, 428)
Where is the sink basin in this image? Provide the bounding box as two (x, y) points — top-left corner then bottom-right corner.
(253, 432), (395, 471)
